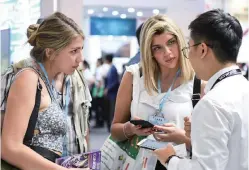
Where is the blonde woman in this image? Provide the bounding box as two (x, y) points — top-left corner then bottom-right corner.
(1, 12), (86, 170)
(111, 14), (205, 170)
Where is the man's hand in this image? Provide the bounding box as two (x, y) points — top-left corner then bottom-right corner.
(184, 117), (191, 138)
(153, 143), (176, 166)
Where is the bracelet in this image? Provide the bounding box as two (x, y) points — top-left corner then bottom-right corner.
(123, 122), (133, 139)
(123, 123), (129, 139)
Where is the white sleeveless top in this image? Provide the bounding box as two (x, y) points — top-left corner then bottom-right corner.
(126, 64), (194, 129)
(125, 64), (195, 169)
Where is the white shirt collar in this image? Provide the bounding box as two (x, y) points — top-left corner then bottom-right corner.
(204, 65), (240, 94)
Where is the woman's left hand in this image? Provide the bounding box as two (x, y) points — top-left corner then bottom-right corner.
(153, 123), (187, 144)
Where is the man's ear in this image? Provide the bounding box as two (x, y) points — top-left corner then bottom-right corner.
(200, 43), (208, 59)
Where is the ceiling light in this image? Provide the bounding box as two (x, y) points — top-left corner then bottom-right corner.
(120, 14), (127, 19)
(112, 11), (119, 16)
(128, 8), (135, 13)
(103, 7), (108, 12)
(137, 11), (143, 17)
(153, 9), (160, 15)
(88, 9), (94, 14)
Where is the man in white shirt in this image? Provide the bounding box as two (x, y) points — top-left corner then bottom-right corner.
(154, 9), (248, 170)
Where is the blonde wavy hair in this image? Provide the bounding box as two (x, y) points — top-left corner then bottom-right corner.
(140, 14), (194, 95)
(27, 12), (84, 62)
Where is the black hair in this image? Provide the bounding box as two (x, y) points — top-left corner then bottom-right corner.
(36, 18), (44, 24)
(83, 60), (90, 69)
(136, 23), (143, 45)
(188, 9), (243, 63)
(105, 53), (114, 63)
(97, 58), (103, 65)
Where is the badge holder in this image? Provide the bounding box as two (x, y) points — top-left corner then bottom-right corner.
(148, 109), (168, 126)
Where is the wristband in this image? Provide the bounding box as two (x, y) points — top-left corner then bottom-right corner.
(165, 155), (181, 165)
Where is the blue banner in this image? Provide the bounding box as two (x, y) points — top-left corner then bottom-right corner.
(90, 17), (136, 36)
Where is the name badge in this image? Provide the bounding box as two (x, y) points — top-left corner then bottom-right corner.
(148, 115), (168, 126)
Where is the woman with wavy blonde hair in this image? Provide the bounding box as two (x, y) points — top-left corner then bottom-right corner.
(110, 14), (205, 170)
(140, 15), (194, 95)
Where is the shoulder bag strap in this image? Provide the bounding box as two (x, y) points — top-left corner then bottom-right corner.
(23, 79), (42, 145)
(192, 76), (201, 108)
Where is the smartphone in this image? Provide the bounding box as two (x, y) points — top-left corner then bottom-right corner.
(137, 139), (168, 151)
(130, 120), (154, 128)
(137, 139), (156, 151)
(138, 145), (156, 151)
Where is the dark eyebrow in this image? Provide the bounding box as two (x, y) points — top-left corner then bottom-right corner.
(152, 36), (177, 48)
(167, 37), (176, 42)
(71, 46), (83, 50)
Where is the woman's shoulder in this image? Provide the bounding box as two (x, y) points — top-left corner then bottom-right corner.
(125, 63), (140, 75)
(10, 69), (40, 98)
(14, 60), (43, 82)
(14, 68), (40, 83)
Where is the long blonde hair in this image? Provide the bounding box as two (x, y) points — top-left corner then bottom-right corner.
(140, 14), (194, 95)
(27, 12), (84, 62)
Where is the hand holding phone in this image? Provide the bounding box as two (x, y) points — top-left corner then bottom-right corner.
(128, 119), (155, 136)
(130, 120), (154, 129)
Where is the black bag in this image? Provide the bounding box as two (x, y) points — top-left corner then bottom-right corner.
(1, 79), (42, 170)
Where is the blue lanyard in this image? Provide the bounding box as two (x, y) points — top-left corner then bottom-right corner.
(157, 69), (180, 114)
(38, 63), (57, 101)
(64, 78), (71, 114)
(38, 63), (71, 112)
